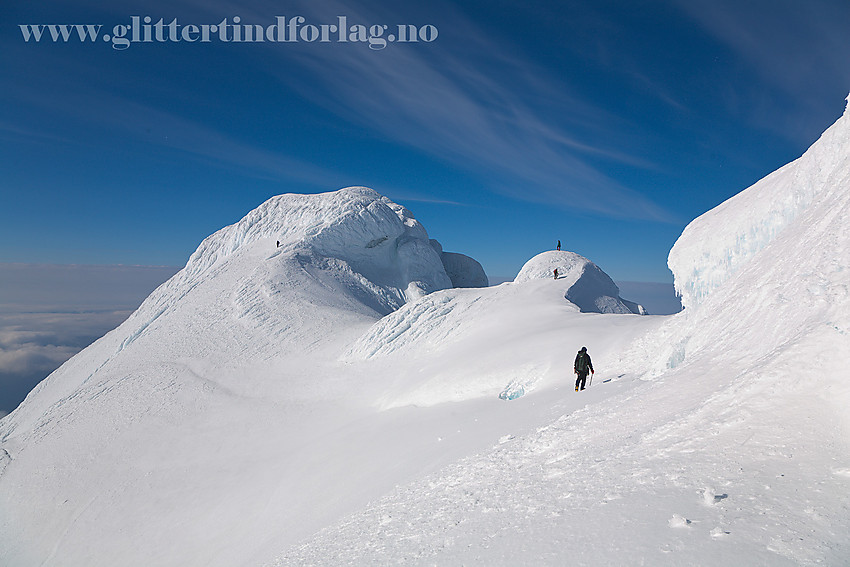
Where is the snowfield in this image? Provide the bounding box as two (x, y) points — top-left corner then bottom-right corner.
(2, 98), (850, 566)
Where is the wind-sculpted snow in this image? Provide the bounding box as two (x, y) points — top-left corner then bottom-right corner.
(0, 187), (468, 567)
(669, 95), (850, 310)
(345, 291), (468, 360)
(516, 250), (644, 314)
(514, 250), (588, 284)
(183, 185), (451, 305)
(344, 275), (656, 409)
(271, 99), (850, 567)
(117, 187), (453, 354)
(0, 187), (454, 440)
(4, 100), (850, 567)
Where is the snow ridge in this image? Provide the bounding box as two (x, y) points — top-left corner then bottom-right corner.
(0, 186), (470, 567)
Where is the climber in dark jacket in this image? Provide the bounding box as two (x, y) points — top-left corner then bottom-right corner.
(574, 346), (594, 391)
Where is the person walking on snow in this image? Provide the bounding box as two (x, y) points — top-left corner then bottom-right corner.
(574, 346), (594, 391)
(557, 240), (561, 251)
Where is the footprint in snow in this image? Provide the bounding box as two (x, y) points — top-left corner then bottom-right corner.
(668, 514), (692, 528)
(702, 487), (729, 505)
(710, 527), (730, 538)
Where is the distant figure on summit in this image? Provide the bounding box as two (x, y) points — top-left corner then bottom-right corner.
(574, 346), (594, 391)
(557, 240), (561, 251)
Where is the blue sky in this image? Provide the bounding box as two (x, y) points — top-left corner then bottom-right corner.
(2, 0), (849, 282)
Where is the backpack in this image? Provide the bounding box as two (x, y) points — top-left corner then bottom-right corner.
(575, 352), (588, 373)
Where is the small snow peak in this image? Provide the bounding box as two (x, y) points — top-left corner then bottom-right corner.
(514, 250), (590, 284)
(515, 251), (644, 314)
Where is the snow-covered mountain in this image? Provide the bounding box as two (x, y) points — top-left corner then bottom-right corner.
(0, 186), (462, 566)
(271, 98), (850, 565)
(0, 184), (648, 566)
(2, 97), (850, 567)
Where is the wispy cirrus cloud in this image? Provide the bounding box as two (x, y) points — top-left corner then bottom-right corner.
(668, 0), (850, 141)
(260, 0), (674, 221)
(670, 0), (850, 92)
(2, 82), (346, 189)
(26, 0), (672, 221)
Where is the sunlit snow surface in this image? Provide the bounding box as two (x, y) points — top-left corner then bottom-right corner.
(276, 99), (850, 565)
(2, 99), (850, 566)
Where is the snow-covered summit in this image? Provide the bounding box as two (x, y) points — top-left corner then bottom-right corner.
(101, 187), (455, 360)
(515, 250), (645, 314)
(669, 96), (850, 310)
(184, 186), (451, 307)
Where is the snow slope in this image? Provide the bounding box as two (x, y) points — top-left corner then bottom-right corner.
(0, 187), (462, 566)
(270, 100), (850, 565)
(3, 98), (850, 567)
(344, 277), (654, 409)
(0, 186), (656, 567)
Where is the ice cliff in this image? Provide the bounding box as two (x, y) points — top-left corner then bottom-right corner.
(669, 94), (850, 310)
(628, 94), (850, 382)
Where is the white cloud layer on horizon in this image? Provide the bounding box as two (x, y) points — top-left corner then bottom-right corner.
(0, 311), (132, 413)
(0, 264), (179, 413)
(0, 328), (81, 375)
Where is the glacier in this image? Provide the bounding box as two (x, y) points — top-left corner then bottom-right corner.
(2, 97), (850, 567)
(272, 97), (850, 566)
